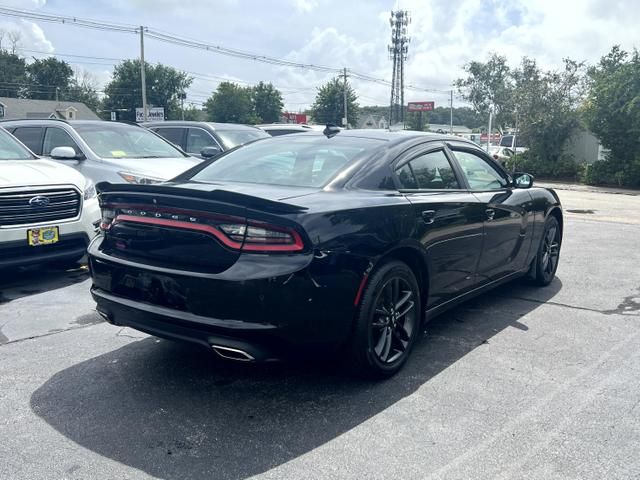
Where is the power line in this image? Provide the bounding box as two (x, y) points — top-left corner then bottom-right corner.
(0, 5), (452, 93)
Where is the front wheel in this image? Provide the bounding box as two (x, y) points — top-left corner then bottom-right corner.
(531, 215), (561, 286)
(346, 261), (421, 379)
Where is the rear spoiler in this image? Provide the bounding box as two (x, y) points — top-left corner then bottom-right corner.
(96, 182), (308, 215)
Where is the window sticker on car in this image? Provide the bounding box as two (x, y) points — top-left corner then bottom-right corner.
(111, 150), (127, 157)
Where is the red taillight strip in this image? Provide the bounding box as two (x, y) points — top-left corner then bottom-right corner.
(114, 215), (304, 252)
(116, 214), (243, 249)
(353, 273), (369, 306)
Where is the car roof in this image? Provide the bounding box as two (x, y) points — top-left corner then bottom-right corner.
(257, 123), (314, 130)
(0, 119), (142, 128)
(141, 121), (264, 132)
(293, 128), (478, 147)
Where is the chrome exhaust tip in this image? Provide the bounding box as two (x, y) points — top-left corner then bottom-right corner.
(211, 345), (255, 362)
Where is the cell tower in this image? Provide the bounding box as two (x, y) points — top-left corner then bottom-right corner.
(388, 10), (410, 127)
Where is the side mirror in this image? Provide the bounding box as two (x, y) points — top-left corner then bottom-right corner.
(50, 146), (79, 160)
(513, 172), (534, 189)
(200, 146), (222, 159)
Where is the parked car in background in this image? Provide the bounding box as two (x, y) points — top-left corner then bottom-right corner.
(0, 127), (99, 269)
(257, 123), (314, 136)
(499, 134), (528, 153)
(489, 146), (515, 165)
(89, 129), (562, 378)
(143, 121), (269, 159)
(1, 119), (201, 185)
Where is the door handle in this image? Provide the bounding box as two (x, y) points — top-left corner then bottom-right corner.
(485, 208), (495, 221)
(421, 210), (436, 225)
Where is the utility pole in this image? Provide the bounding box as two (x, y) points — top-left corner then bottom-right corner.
(449, 90), (453, 134)
(512, 107), (518, 172)
(139, 26), (148, 122)
(55, 86), (59, 103)
(342, 67), (348, 129)
(486, 106), (493, 153)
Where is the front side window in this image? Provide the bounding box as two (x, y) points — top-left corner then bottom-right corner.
(186, 128), (218, 154)
(395, 150), (459, 190)
(43, 128), (82, 156)
(452, 150), (508, 190)
(74, 124), (186, 159)
(0, 128), (35, 160)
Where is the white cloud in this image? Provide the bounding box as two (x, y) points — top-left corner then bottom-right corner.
(0, 19), (54, 53)
(289, 0), (320, 13)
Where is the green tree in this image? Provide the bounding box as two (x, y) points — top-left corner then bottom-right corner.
(455, 53), (514, 130)
(102, 60), (192, 122)
(204, 82), (256, 123)
(310, 77), (359, 127)
(252, 81), (283, 123)
(0, 49), (27, 97)
(25, 57), (74, 100)
(583, 46), (640, 186)
(182, 104), (206, 121)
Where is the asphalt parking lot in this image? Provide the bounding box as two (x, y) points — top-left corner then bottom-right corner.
(1, 186), (639, 480)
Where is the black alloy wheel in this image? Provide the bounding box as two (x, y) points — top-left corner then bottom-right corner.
(346, 261), (421, 378)
(533, 215), (561, 286)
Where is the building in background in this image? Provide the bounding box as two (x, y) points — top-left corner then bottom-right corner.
(0, 97), (100, 121)
(358, 114), (389, 129)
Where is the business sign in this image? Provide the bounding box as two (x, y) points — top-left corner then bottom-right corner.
(135, 107), (165, 122)
(282, 112), (308, 124)
(480, 133), (502, 144)
(407, 101), (435, 112)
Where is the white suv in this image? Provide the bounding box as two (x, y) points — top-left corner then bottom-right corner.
(0, 127), (100, 268)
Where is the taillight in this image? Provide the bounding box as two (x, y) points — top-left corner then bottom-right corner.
(102, 204), (304, 253)
(219, 222), (304, 252)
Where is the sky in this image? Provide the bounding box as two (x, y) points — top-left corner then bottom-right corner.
(1, 0), (639, 113)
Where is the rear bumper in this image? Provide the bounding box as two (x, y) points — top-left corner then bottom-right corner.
(88, 240), (361, 360)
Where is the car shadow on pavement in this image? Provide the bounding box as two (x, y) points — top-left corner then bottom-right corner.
(30, 278), (562, 480)
(0, 262), (89, 304)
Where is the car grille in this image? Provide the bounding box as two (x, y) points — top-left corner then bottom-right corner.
(0, 188), (81, 226)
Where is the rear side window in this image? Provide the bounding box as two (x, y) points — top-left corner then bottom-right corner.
(43, 128), (82, 156)
(395, 150), (459, 190)
(153, 128), (184, 149)
(12, 127), (44, 154)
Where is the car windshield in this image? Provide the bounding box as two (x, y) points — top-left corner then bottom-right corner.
(191, 135), (384, 187)
(0, 128), (34, 160)
(74, 123), (186, 159)
(215, 128), (270, 149)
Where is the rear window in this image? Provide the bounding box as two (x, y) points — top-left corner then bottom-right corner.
(190, 136), (383, 187)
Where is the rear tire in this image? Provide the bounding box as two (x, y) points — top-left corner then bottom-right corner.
(531, 215), (561, 286)
(345, 261), (421, 379)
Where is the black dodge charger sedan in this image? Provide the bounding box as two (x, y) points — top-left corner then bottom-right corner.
(89, 129), (562, 378)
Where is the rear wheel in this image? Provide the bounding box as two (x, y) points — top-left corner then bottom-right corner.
(532, 215), (561, 286)
(346, 261), (421, 379)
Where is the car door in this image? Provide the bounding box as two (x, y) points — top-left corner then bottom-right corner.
(394, 144), (486, 307)
(447, 143), (534, 283)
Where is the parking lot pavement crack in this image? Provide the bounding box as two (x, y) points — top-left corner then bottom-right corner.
(0, 323), (100, 347)
(490, 294), (640, 317)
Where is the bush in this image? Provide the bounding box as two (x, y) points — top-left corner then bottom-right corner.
(505, 151), (579, 180)
(583, 155), (640, 188)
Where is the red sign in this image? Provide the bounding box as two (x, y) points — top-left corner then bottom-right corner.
(282, 112), (308, 124)
(480, 133), (502, 143)
(407, 101), (435, 112)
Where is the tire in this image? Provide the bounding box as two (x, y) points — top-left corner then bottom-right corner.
(345, 260), (421, 379)
(531, 215), (561, 286)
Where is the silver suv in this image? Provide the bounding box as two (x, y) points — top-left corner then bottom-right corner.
(2, 119), (202, 184)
